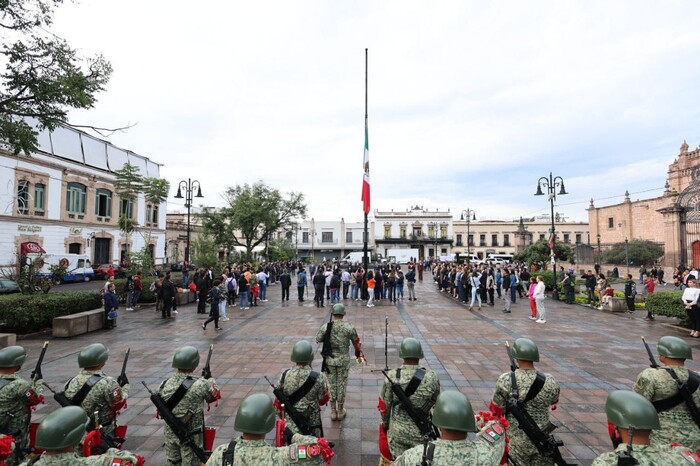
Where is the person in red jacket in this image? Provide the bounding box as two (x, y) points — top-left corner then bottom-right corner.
(644, 274), (655, 320)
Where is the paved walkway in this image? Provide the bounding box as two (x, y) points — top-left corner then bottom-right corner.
(19, 278), (697, 465)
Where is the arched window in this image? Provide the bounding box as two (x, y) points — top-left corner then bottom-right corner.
(17, 180), (29, 215)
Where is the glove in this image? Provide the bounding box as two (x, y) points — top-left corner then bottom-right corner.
(355, 350), (361, 358)
(202, 367), (212, 379)
(284, 426), (295, 445)
(31, 367), (42, 381)
(117, 374), (129, 387)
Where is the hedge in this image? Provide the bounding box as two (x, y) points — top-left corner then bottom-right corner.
(0, 291), (102, 334)
(645, 291), (689, 325)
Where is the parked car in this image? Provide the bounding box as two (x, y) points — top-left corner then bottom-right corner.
(0, 279), (20, 294)
(94, 263), (126, 279)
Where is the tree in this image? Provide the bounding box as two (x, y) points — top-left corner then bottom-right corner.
(199, 181), (307, 260)
(0, 0), (113, 154)
(267, 238), (295, 261)
(191, 234), (220, 271)
(602, 239), (664, 266)
(515, 239), (574, 268)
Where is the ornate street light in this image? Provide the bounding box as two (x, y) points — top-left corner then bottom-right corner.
(625, 238), (629, 274)
(173, 179), (203, 267)
(460, 209), (476, 264)
(534, 172), (567, 300)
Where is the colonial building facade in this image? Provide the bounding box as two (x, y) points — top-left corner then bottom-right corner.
(374, 206), (454, 260)
(295, 218), (371, 261)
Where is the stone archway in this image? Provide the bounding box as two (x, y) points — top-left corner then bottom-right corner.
(676, 181), (700, 267)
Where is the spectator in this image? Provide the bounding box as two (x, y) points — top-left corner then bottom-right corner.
(682, 278), (700, 337)
(103, 283), (118, 330)
(644, 274), (655, 321)
(534, 275), (547, 324)
(624, 273), (637, 314)
(584, 270), (597, 306)
(132, 272), (143, 308)
(124, 274), (135, 311)
(526, 277), (537, 320)
(366, 271), (376, 308)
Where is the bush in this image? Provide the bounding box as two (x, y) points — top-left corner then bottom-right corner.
(646, 291), (688, 325)
(0, 291), (102, 334)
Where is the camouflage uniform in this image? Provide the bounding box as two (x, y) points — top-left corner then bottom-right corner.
(634, 366), (700, 450)
(204, 434), (325, 465)
(393, 421), (506, 466)
(591, 443), (699, 465)
(491, 368), (560, 466)
(380, 364), (440, 458)
(0, 374), (43, 466)
(158, 372), (220, 466)
(315, 320), (358, 404)
(63, 369), (127, 437)
(20, 448), (140, 465)
(275, 365), (329, 437)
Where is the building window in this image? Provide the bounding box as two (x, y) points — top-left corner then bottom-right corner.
(576, 233), (582, 244)
(412, 227), (422, 238)
(68, 242), (81, 254)
(539, 234), (545, 241)
(504, 234), (510, 247)
(456, 234), (463, 246)
(95, 189), (112, 219)
(428, 224), (435, 238)
(17, 180), (29, 215)
(608, 217), (614, 228)
(563, 233), (570, 243)
(145, 204), (159, 227)
(120, 198), (134, 219)
(34, 183), (45, 215)
(322, 232), (333, 243)
(346, 231), (353, 243)
(440, 226), (447, 238)
(66, 182), (86, 215)
(468, 234), (474, 246)
(491, 234), (498, 247)
(478, 234), (485, 246)
(302, 232), (309, 244)
(400, 225), (407, 239)
(384, 225), (391, 238)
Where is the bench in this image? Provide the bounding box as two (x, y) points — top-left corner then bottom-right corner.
(602, 297), (627, 313)
(0, 333), (16, 346)
(53, 309), (104, 338)
(175, 290), (194, 306)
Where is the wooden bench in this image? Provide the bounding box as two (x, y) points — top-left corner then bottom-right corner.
(53, 309), (104, 338)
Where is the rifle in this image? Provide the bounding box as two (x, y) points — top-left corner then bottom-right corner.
(505, 342), (576, 466)
(42, 381), (72, 407)
(614, 425), (637, 466)
(117, 348), (130, 387)
(371, 317), (389, 373)
(320, 314), (333, 373)
(142, 381), (208, 463)
(381, 370), (439, 441)
(202, 344), (213, 379)
(641, 337), (658, 368)
(264, 376), (315, 436)
(30, 341), (48, 382)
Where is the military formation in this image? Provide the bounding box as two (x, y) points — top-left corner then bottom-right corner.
(2, 299), (700, 465)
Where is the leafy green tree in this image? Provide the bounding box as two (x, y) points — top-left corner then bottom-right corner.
(515, 238), (573, 268)
(267, 238), (295, 261)
(0, 0), (113, 154)
(602, 239), (664, 266)
(192, 234), (220, 271)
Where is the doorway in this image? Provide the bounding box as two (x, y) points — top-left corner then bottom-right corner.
(94, 238), (111, 264)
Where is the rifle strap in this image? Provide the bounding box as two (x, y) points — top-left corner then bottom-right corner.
(420, 441), (436, 465)
(0, 378), (13, 392)
(652, 368), (700, 413)
(287, 371), (320, 406)
(524, 372), (546, 403)
(71, 374), (104, 406)
(166, 377), (195, 411)
(222, 440), (237, 466)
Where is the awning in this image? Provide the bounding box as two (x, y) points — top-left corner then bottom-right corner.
(20, 241), (46, 254)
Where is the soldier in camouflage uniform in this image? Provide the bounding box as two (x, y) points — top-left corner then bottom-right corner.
(592, 390), (700, 465)
(633, 335), (700, 451)
(274, 341), (329, 437)
(20, 406), (142, 466)
(315, 303), (364, 421)
(379, 337), (440, 459)
(62, 344), (128, 447)
(393, 390), (505, 466)
(490, 338), (560, 466)
(0, 346), (43, 466)
(205, 393), (330, 465)
(158, 346), (221, 466)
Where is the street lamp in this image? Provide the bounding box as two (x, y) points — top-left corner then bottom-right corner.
(534, 172), (567, 300)
(625, 238), (629, 274)
(173, 178), (203, 267)
(460, 209), (476, 264)
(596, 234), (601, 268)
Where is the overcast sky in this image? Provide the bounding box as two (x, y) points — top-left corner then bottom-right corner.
(51, 1), (700, 223)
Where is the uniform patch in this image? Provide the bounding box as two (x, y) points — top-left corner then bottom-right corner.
(485, 426), (501, 441)
(492, 423), (504, 435)
(297, 445), (307, 459)
(681, 450), (700, 464)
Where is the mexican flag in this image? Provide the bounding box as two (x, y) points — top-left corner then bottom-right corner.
(361, 123), (370, 214)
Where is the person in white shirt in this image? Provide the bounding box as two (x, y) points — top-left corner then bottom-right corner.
(256, 270), (269, 302)
(682, 278), (700, 337)
(533, 275), (547, 324)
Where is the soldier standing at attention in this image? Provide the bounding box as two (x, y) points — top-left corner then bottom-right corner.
(490, 338), (560, 466)
(633, 336), (700, 450)
(592, 390), (699, 465)
(315, 303), (365, 421)
(0, 346), (44, 466)
(275, 341), (329, 437)
(379, 338), (440, 459)
(62, 343), (128, 446)
(205, 393), (331, 465)
(393, 390), (506, 465)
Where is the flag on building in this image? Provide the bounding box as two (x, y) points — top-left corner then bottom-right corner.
(361, 123), (370, 214)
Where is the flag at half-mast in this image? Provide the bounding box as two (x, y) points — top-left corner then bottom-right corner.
(361, 123), (370, 214)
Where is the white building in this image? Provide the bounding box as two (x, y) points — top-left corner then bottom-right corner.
(293, 218), (373, 261)
(374, 206), (454, 260)
(0, 123), (166, 268)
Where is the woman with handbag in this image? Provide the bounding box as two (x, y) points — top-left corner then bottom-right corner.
(103, 282), (119, 330)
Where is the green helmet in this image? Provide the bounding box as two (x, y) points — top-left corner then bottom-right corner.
(432, 390), (477, 432)
(331, 303), (346, 315)
(0, 346), (26, 368)
(234, 393), (276, 434)
(605, 390), (660, 430)
(172, 346), (200, 370)
(658, 336), (692, 360)
(78, 343), (109, 368)
(35, 406), (89, 450)
(511, 338), (540, 362)
(291, 340), (313, 364)
(399, 338), (424, 359)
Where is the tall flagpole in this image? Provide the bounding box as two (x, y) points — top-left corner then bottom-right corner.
(363, 48), (369, 274)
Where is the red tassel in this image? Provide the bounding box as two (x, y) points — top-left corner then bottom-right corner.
(136, 455), (145, 466)
(377, 396), (387, 416)
(0, 435), (14, 459)
(317, 438), (335, 465)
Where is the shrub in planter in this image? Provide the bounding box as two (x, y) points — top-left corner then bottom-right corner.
(0, 291), (102, 334)
(645, 291), (689, 325)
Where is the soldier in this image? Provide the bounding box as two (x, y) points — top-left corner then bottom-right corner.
(315, 303), (365, 421)
(379, 337), (440, 459)
(592, 390), (699, 465)
(490, 338), (560, 466)
(274, 341), (329, 437)
(62, 343), (128, 449)
(158, 346), (221, 466)
(633, 335), (700, 450)
(205, 393), (331, 465)
(0, 346), (43, 466)
(393, 390), (505, 465)
(20, 405), (142, 465)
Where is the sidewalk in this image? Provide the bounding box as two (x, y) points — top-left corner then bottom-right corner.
(18, 278), (698, 465)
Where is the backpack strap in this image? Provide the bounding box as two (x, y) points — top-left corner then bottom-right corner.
(166, 377), (195, 411)
(0, 378), (13, 392)
(287, 371), (320, 406)
(523, 372), (546, 403)
(71, 374), (104, 406)
(222, 440), (237, 466)
(652, 369), (700, 412)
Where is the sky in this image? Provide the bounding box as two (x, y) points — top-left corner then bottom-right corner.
(48, 0), (700, 224)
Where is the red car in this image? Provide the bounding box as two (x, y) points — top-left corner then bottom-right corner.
(94, 263), (126, 279)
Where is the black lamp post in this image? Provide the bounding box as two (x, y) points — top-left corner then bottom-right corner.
(460, 209), (476, 264)
(596, 233), (601, 268)
(625, 238), (629, 274)
(535, 172), (567, 300)
(173, 178), (203, 267)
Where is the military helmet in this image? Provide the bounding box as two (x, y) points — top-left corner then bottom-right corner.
(0, 346), (26, 368)
(605, 390), (660, 430)
(78, 343), (109, 368)
(511, 338), (540, 362)
(331, 303), (346, 315)
(172, 346), (200, 370)
(658, 336), (692, 360)
(234, 393), (276, 434)
(291, 340), (314, 364)
(399, 338), (424, 359)
(35, 406), (89, 450)
(432, 390), (477, 432)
